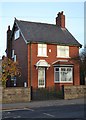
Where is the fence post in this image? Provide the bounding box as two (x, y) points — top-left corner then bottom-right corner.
(62, 85), (64, 99)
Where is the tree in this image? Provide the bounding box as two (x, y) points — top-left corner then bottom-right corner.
(69, 48), (86, 85)
(0, 56), (21, 87)
(80, 49), (86, 84)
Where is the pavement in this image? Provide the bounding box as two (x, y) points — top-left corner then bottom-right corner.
(1, 98), (85, 110)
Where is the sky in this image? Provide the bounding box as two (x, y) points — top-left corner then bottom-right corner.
(0, 1), (85, 59)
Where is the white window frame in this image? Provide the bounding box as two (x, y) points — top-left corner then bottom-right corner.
(37, 44), (47, 57)
(14, 30), (20, 40)
(57, 45), (69, 58)
(54, 67), (73, 83)
(38, 67), (45, 88)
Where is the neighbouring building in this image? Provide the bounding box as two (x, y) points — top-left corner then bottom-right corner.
(6, 11), (82, 90)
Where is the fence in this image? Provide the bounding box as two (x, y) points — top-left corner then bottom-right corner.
(31, 87), (63, 101)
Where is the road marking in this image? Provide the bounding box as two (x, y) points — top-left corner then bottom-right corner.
(43, 113), (55, 117)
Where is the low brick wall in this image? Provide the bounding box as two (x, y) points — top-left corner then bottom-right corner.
(63, 85), (86, 100)
(2, 87), (31, 103)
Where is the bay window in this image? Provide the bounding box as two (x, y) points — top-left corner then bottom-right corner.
(54, 67), (73, 83)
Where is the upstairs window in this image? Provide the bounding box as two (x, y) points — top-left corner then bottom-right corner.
(57, 46), (69, 58)
(14, 30), (20, 40)
(38, 44), (47, 57)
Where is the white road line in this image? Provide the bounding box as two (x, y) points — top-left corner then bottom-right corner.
(43, 113), (55, 117)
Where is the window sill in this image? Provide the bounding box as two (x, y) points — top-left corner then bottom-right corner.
(56, 56), (71, 58)
(54, 81), (73, 83)
(37, 55), (48, 57)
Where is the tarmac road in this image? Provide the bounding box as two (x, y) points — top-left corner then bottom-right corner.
(2, 104), (86, 119)
(1, 98), (86, 119)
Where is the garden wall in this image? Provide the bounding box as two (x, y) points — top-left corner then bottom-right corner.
(2, 87), (31, 103)
(63, 85), (86, 99)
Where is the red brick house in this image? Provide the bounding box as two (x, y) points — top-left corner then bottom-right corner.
(6, 11), (82, 90)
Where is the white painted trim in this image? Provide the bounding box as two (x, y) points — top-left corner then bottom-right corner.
(37, 55), (48, 57)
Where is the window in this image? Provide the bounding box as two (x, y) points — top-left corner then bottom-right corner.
(12, 50), (14, 58)
(14, 30), (20, 40)
(54, 67), (73, 83)
(57, 46), (69, 58)
(11, 76), (16, 86)
(38, 44), (47, 57)
(14, 55), (17, 62)
(38, 68), (45, 88)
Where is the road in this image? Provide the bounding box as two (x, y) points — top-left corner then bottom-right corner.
(2, 104), (86, 119)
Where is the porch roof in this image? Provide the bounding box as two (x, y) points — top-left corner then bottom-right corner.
(52, 60), (74, 67)
(35, 60), (50, 68)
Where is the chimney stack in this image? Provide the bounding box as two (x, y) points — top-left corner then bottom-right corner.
(56, 11), (65, 28)
(6, 25), (12, 59)
(8, 25), (10, 31)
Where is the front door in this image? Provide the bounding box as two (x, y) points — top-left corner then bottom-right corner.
(38, 67), (45, 88)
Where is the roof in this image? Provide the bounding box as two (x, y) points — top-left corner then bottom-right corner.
(14, 19), (82, 47)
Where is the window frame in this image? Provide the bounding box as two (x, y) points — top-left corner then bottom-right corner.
(57, 45), (69, 58)
(37, 44), (48, 57)
(54, 67), (73, 83)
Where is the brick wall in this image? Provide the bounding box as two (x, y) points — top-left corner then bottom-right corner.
(12, 33), (28, 87)
(2, 87), (31, 103)
(63, 85), (86, 99)
(27, 43), (80, 89)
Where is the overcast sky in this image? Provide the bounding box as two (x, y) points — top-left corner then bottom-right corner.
(0, 1), (84, 59)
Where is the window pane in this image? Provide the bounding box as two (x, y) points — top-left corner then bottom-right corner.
(55, 68), (59, 71)
(55, 72), (59, 81)
(14, 30), (20, 40)
(38, 48), (42, 56)
(54, 68), (59, 82)
(61, 67), (72, 82)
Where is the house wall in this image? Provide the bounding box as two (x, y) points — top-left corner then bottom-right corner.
(27, 43), (80, 89)
(12, 33), (28, 87)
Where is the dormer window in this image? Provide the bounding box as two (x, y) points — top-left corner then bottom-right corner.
(14, 29), (20, 40)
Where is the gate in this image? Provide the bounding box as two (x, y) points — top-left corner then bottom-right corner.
(31, 87), (63, 101)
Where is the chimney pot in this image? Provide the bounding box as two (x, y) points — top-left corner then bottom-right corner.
(8, 25), (10, 31)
